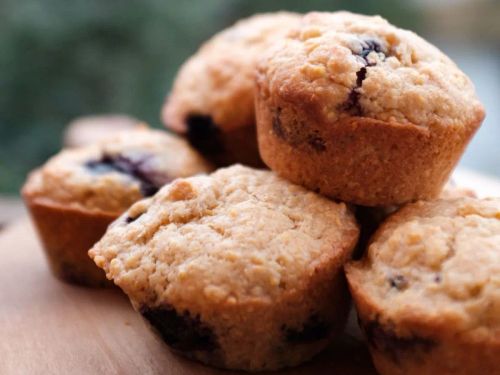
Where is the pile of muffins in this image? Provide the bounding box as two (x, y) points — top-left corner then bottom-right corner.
(22, 11), (499, 375)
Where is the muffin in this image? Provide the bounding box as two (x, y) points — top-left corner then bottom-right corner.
(89, 165), (359, 370)
(163, 12), (300, 167)
(22, 126), (212, 286)
(63, 114), (140, 148)
(346, 197), (500, 375)
(255, 11), (485, 206)
(354, 180), (477, 258)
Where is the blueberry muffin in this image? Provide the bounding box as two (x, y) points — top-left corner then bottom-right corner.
(22, 126), (212, 286)
(255, 11), (485, 206)
(346, 197), (500, 375)
(163, 12), (300, 167)
(63, 114), (139, 148)
(354, 180), (477, 258)
(89, 165), (359, 370)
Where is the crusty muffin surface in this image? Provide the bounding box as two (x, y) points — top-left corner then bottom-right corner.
(90, 165), (359, 370)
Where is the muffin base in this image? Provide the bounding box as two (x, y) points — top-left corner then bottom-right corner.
(255, 95), (480, 206)
(137, 271), (352, 371)
(23, 195), (115, 287)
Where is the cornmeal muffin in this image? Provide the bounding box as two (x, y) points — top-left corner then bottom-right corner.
(163, 12), (300, 167)
(346, 197), (500, 375)
(23, 126), (212, 286)
(89, 165), (359, 370)
(63, 114), (140, 148)
(255, 11), (485, 206)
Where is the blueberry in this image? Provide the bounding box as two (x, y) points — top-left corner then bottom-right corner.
(307, 134), (326, 152)
(341, 39), (386, 114)
(359, 39), (384, 63)
(85, 153), (170, 197)
(283, 314), (330, 343)
(140, 304), (218, 352)
(389, 275), (409, 291)
(125, 213), (142, 224)
(362, 319), (436, 364)
(185, 115), (225, 157)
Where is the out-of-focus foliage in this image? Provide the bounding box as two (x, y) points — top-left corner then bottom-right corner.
(0, 0), (420, 194)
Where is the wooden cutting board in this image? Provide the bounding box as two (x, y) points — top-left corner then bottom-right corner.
(1, 169), (499, 375)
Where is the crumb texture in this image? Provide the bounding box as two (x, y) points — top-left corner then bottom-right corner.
(90, 165), (357, 309)
(349, 198), (500, 335)
(257, 11), (484, 127)
(23, 127), (212, 213)
(164, 12), (300, 132)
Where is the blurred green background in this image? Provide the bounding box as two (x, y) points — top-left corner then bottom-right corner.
(1, 0), (499, 194)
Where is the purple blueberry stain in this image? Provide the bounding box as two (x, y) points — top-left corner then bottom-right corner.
(389, 275), (409, 291)
(125, 213), (142, 224)
(362, 318), (436, 364)
(341, 38), (387, 115)
(283, 314), (330, 343)
(273, 107), (326, 152)
(85, 153), (171, 197)
(359, 39), (384, 64)
(272, 107), (286, 140)
(307, 133), (326, 152)
(140, 304), (218, 352)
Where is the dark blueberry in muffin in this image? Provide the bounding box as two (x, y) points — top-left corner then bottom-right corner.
(359, 39), (384, 62)
(185, 115), (225, 157)
(86, 153), (171, 197)
(283, 314), (330, 343)
(362, 319), (436, 364)
(307, 134), (326, 152)
(140, 305), (218, 352)
(388, 275), (409, 291)
(272, 107), (286, 140)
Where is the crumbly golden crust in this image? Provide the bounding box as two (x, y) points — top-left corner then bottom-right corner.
(23, 126), (213, 215)
(255, 11), (484, 206)
(346, 197), (500, 375)
(163, 12), (300, 167)
(89, 165), (359, 370)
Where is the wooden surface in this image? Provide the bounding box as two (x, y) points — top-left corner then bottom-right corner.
(1, 169), (499, 375)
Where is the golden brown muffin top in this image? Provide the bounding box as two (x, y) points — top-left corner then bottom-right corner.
(163, 12), (300, 133)
(348, 197), (500, 338)
(257, 11), (484, 128)
(90, 165), (359, 311)
(23, 126), (213, 214)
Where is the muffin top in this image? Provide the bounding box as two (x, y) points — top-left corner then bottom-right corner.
(257, 11), (484, 128)
(347, 197), (500, 337)
(23, 126), (213, 214)
(89, 165), (358, 311)
(163, 12), (300, 133)
(63, 114), (139, 148)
